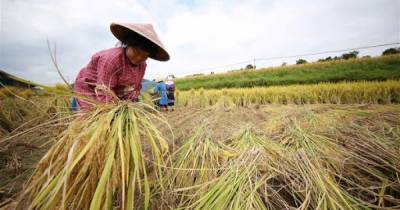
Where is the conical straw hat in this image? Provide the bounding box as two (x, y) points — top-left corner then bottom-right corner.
(110, 22), (170, 61)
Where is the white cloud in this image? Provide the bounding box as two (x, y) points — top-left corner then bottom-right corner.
(1, 0), (399, 84)
(146, 0), (399, 78)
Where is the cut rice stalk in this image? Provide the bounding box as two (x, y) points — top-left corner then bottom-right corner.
(164, 125), (236, 208)
(278, 119), (394, 209)
(189, 149), (269, 210)
(16, 102), (170, 210)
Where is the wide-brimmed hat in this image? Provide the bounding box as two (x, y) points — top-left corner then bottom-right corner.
(110, 22), (170, 61)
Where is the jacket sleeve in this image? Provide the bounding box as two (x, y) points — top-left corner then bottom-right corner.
(127, 62), (147, 101)
(95, 57), (120, 103)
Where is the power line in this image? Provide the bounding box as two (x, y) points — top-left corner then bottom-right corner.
(256, 42), (400, 61)
(179, 42), (400, 76)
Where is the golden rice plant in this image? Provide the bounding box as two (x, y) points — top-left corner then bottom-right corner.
(177, 80), (400, 107)
(212, 89), (236, 110)
(16, 102), (169, 209)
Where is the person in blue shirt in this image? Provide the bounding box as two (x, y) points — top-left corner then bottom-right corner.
(71, 97), (78, 112)
(153, 76), (168, 111)
(165, 75), (175, 111)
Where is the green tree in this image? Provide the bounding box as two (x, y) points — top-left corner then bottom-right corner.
(382, 48), (400, 56)
(245, 64), (256, 69)
(341, 51), (359, 60)
(296, 59), (307, 65)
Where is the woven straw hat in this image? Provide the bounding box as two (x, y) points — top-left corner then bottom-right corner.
(110, 22), (170, 61)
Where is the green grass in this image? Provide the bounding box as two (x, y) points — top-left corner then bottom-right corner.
(176, 55), (400, 90)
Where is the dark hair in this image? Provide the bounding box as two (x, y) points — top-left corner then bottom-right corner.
(120, 32), (157, 56)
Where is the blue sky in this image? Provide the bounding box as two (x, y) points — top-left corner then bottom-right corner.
(0, 0), (399, 85)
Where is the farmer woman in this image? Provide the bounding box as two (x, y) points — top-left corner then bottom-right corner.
(153, 76), (168, 112)
(74, 23), (169, 110)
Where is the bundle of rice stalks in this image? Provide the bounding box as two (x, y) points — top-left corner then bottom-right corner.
(335, 125), (400, 207)
(302, 111), (400, 207)
(274, 127), (360, 210)
(0, 87), (22, 99)
(282, 150), (363, 209)
(0, 98), (37, 133)
(140, 91), (156, 106)
(232, 129), (271, 149)
(0, 110), (13, 133)
(184, 129), (288, 209)
(18, 89), (35, 99)
(44, 96), (72, 118)
(279, 119), (400, 209)
(188, 149), (270, 210)
(0, 127), (8, 137)
(164, 125), (235, 207)
(229, 128), (366, 209)
(202, 125), (400, 209)
(16, 102), (169, 209)
(228, 129), (294, 209)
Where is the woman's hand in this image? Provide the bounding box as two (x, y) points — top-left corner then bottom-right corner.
(95, 85), (120, 103)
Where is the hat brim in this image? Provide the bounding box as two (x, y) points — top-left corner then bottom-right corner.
(110, 23), (170, 61)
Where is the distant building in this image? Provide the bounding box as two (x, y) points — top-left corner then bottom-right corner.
(0, 70), (37, 88)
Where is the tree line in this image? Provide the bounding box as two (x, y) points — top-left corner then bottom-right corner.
(294, 47), (400, 65)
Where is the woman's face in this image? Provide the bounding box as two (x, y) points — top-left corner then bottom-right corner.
(126, 46), (149, 65)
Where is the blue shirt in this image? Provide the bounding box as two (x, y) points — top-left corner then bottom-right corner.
(154, 82), (168, 105)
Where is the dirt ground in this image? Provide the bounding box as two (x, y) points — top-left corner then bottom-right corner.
(1, 104), (399, 207)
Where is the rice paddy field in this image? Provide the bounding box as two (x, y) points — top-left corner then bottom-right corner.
(176, 55), (400, 90)
(1, 57), (400, 209)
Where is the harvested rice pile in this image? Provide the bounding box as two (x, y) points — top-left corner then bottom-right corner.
(3, 103), (400, 209)
(162, 105), (400, 209)
(15, 102), (169, 209)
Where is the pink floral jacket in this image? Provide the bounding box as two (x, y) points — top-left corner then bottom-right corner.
(74, 47), (146, 110)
